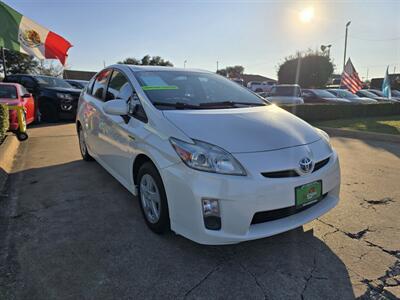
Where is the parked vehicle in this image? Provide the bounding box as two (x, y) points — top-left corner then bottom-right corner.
(65, 79), (89, 89)
(247, 81), (275, 92)
(327, 89), (377, 104)
(76, 65), (340, 245)
(355, 90), (393, 102)
(266, 84), (304, 104)
(3, 74), (81, 122)
(302, 89), (351, 104)
(391, 90), (400, 98)
(367, 89), (400, 102)
(0, 82), (35, 132)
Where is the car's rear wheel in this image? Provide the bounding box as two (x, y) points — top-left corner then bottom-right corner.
(78, 126), (93, 161)
(137, 162), (170, 233)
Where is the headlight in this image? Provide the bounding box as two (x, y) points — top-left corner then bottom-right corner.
(169, 138), (246, 176)
(56, 93), (73, 100)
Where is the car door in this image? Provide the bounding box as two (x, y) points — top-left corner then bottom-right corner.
(82, 68), (112, 158)
(96, 69), (145, 182)
(19, 85), (35, 123)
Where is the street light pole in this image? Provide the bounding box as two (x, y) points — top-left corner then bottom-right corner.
(184, 60), (187, 68)
(1, 47), (7, 77)
(343, 21), (351, 71)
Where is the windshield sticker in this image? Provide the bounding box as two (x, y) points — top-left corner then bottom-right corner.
(142, 86), (179, 91)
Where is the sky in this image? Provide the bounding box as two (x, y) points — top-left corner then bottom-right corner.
(4, 0), (400, 80)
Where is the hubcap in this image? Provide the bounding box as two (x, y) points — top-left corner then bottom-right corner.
(140, 174), (161, 223)
(79, 129), (87, 156)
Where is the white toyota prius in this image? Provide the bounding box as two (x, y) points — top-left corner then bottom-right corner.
(76, 65), (340, 245)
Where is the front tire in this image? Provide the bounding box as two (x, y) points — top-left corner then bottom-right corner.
(137, 162), (170, 234)
(78, 126), (93, 161)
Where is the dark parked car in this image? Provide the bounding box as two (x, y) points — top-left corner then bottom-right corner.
(367, 89), (400, 102)
(301, 89), (351, 104)
(3, 74), (81, 122)
(327, 89), (377, 104)
(355, 90), (393, 102)
(66, 79), (89, 90)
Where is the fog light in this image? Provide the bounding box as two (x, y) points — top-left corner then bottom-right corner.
(202, 199), (221, 230)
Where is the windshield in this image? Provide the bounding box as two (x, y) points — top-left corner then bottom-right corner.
(35, 76), (73, 88)
(392, 90), (400, 96)
(359, 90), (378, 98)
(0, 85), (17, 99)
(135, 71), (267, 109)
(331, 89), (359, 99)
(370, 90), (384, 97)
(313, 89), (336, 98)
(271, 86), (301, 97)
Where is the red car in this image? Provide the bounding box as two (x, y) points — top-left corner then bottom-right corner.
(0, 82), (36, 131)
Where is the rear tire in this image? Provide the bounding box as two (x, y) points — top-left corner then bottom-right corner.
(78, 126), (93, 161)
(137, 162), (170, 234)
(40, 102), (59, 123)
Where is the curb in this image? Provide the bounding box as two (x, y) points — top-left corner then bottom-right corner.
(0, 134), (20, 192)
(320, 127), (400, 144)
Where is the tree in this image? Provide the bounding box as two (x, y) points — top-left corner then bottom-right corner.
(217, 65), (244, 78)
(118, 55), (173, 66)
(0, 49), (38, 75)
(36, 60), (64, 77)
(277, 50), (334, 88)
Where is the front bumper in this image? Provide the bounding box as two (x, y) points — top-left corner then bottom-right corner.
(161, 140), (341, 245)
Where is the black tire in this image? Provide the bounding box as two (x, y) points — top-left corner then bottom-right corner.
(17, 132), (28, 141)
(40, 102), (59, 123)
(78, 126), (93, 161)
(137, 162), (170, 234)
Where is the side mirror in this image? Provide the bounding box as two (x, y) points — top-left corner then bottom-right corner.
(103, 99), (128, 116)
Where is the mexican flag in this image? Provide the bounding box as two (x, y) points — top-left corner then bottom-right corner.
(0, 1), (72, 65)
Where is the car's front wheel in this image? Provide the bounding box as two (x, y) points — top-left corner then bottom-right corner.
(137, 162), (170, 233)
(78, 126), (93, 161)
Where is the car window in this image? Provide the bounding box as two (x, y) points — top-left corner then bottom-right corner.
(106, 70), (133, 102)
(4, 75), (19, 83)
(0, 85), (17, 99)
(92, 69), (112, 101)
(86, 77), (96, 95)
(302, 90), (313, 97)
(21, 76), (36, 89)
(20, 86), (29, 95)
(35, 76), (72, 88)
(135, 71), (266, 109)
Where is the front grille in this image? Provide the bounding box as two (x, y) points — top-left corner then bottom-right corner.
(250, 193), (328, 225)
(313, 157), (330, 172)
(261, 157), (331, 178)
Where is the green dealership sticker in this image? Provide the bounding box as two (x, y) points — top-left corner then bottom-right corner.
(142, 85), (179, 91)
(295, 180), (322, 207)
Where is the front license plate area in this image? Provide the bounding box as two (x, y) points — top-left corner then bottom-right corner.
(295, 180), (322, 207)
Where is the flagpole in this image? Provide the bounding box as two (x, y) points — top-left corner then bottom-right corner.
(1, 47), (7, 77)
(343, 21), (351, 72)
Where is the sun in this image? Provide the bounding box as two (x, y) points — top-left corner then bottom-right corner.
(299, 7), (315, 23)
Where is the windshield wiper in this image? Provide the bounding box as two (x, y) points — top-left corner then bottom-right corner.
(152, 102), (201, 109)
(199, 101), (266, 108)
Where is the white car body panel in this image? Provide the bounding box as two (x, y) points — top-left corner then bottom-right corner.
(77, 65), (340, 245)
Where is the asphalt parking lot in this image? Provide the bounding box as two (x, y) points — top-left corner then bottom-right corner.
(0, 123), (399, 299)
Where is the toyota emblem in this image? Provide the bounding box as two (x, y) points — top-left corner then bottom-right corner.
(299, 157), (313, 173)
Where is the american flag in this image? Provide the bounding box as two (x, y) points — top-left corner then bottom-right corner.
(341, 58), (363, 93)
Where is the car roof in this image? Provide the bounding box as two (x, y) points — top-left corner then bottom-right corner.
(110, 64), (213, 74)
(0, 82), (21, 87)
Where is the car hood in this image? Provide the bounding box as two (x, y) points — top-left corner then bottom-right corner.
(43, 87), (81, 94)
(163, 105), (321, 153)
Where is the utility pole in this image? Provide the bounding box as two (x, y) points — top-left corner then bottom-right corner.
(184, 60), (187, 68)
(1, 47), (7, 77)
(394, 66), (396, 74)
(343, 21), (351, 71)
(366, 68), (369, 81)
(216, 61), (219, 72)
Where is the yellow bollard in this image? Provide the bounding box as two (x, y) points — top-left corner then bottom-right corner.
(5, 105), (28, 141)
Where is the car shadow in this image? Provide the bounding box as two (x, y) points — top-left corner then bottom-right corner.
(1, 160), (355, 299)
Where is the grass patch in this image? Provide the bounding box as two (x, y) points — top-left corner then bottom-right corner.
(314, 115), (400, 135)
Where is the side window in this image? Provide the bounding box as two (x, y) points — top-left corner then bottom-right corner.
(302, 91), (312, 98)
(86, 77), (96, 95)
(21, 76), (36, 89)
(92, 69), (112, 100)
(20, 86), (29, 95)
(105, 70), (133, 102)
